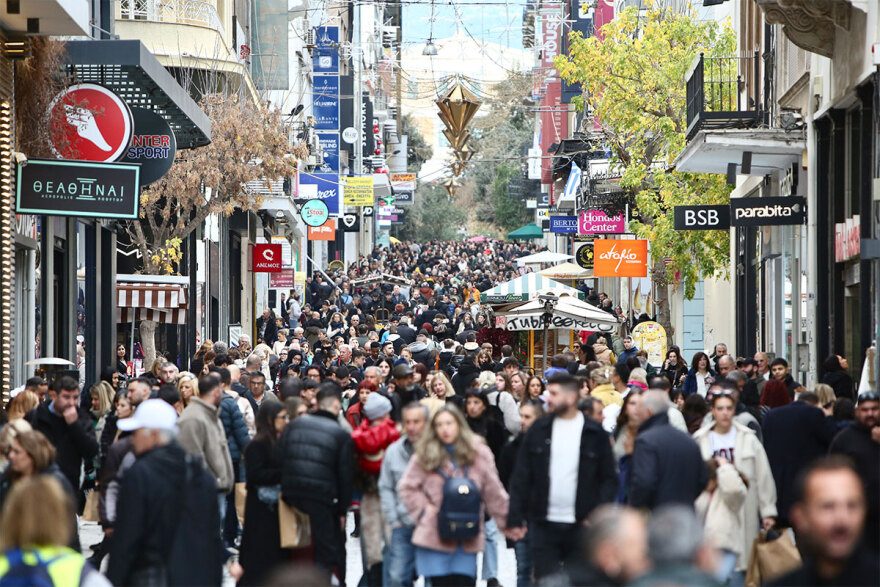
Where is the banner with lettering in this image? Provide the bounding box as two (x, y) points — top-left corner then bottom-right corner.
(593, 239), (648, 277)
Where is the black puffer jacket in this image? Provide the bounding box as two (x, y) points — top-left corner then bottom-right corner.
(276, 411), (354, 515)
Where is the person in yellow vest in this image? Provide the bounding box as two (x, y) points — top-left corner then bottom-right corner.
(0, 475), (109, 586)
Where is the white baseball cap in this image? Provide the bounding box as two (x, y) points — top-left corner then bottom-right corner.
(118, 399), (178, 432)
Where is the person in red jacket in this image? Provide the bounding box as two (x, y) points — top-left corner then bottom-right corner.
(346, 380), (377, 430)
(351, 393), (400, 584)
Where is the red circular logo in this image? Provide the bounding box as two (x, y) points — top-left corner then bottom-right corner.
(48, 84), (134, 162)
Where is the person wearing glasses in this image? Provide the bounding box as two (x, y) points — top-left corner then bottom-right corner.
(692, 387), (777, 584)
(829, 391), (880, 552)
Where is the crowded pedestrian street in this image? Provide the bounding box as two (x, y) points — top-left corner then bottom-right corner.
(3, 0), (880, 586)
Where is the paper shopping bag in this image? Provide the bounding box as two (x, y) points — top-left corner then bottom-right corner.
(278, 498), (312, 548)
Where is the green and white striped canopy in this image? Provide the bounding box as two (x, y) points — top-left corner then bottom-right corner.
(480, 273), (585, 304)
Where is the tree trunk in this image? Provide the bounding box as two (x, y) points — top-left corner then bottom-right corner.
(651, 258), (674, 347)
(139, 319), (157, 374)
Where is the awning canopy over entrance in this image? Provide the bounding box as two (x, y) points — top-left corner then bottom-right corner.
(480, 273), (583, 304)
(117, 275), (189, 324)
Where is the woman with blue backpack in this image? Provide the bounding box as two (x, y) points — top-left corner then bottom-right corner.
(398, 405), (524, 587)
(0, 475), (109, 586)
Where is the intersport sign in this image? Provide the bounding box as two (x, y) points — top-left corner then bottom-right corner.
(730, 196), (806, 227)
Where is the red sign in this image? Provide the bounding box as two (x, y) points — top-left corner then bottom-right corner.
(593, 239), (648, 277)
(48, 84), (134, 162)
(539, 1), (568, 185)
(308, 219), (336, 241)
(835, 215), (860, 262)
(253, 244), (283, 272)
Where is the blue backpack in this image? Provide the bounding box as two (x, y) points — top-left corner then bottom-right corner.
(436, 465), (482, 540)
(0, 549), (82, 587)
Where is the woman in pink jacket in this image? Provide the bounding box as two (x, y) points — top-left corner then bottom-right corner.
(398, 406), (522, 586)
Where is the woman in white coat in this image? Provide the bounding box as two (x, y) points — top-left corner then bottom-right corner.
(693, 391), (777, 582)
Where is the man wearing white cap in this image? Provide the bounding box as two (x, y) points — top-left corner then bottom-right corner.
(109, 399), (224, 586)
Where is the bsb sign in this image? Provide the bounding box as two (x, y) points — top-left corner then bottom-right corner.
(16, 158), (140, 219)
(593, 239), (648, 277)
(673, 205), (730, 230)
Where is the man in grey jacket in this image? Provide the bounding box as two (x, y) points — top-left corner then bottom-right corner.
(378, 403), (428, 587)
(178, 374), (235, 532)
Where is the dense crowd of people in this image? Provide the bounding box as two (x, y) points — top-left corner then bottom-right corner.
(0, 239), (877, 587)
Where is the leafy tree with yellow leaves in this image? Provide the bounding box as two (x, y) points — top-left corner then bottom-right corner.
(555, 4), (735, 343)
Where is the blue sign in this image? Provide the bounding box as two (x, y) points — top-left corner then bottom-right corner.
(297, 173), (340, 215)
(550, 215), (578, 233)
(313, 75), (339, 130)
(313, 26), (339, 73)
(317, 133), (340, 173)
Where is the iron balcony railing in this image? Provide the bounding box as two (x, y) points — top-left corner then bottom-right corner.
(685, 52), (767, 141)
(117, 0), (226, 37)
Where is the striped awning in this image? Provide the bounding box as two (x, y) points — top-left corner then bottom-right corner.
(117, 282), (188, 324)
(480, 273), (584, 304)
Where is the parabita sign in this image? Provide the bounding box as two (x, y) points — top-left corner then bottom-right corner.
(15, 158), (140, 219)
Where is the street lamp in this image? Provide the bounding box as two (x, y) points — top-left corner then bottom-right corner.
(538, 293), (558, 374)
(422, 40), (438, 56)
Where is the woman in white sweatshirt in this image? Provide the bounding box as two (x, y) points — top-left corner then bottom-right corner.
(695, 455), (748, 584)
(693, 392), (777, 583)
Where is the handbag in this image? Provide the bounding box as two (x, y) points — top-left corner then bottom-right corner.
(82, 490), (100, 523)
(278, 498), (312, 548)
(745, 528), (801, 586)
(234, 482), (247, 526)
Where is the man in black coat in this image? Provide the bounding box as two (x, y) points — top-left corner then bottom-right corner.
(277, 383), (354, 582)
(109, 399), (223, 586)
(507, 374), (616, 580)
(27, 375), (99, 498)
(762, 396), (837, 527)
(396, 316), (417, 345)
(628, 390), (707, 511)
(256, 308), (278, 345)
(828, 392), (879, 551)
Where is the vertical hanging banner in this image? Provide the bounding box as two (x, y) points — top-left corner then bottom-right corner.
(313, 26), (339, 73)
(317, 133), (340, 173)
(538, 0), (568, 185)
(313, 75), (340, 131)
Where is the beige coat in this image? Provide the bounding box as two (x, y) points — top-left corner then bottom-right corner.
(693, 421), (777, 571)
(695, 463), (748, 555)
(593, 343), (616, 365)
(178, 397), (235, 493)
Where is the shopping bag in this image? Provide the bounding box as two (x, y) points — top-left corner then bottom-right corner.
(745, 529), (801, 586)
(82, 490), (100, 522)
(278, 498), (312, 548)
(234, 482), (247, 526)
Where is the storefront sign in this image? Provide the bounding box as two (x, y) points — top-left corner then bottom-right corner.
(391, 173), (416, 205)
(312, 26), (339, 73)
(270, 268), (295, 288)
(313, 75), (340, 130)
(317, 133), (340, 173)
(835, 215), (860, 262)
(730, 196), (806, 226)
(579, 210), (625, 234)
(300, 198), (330, 227)
(673, 205), (730, 230)
(308, 220), (336, 240)
(593, 239), (648, 277)
(341, 213), (360, 232)
(16, 158), (140, 219)
(343, 176), (373, 206)
(49, 84), (134, 162)
(253, 244), (282, 272)
(121, 107), (177, 185)
(631, 321), (667, 367)
(575, 241), (593, 270)
(550, 215), (578, 233)
(503, 314), (614, 333)
(297, 173), (340, 215)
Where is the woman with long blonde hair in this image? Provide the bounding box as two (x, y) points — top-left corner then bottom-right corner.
(176, 372), (198, 407)
(7, 390), (39, 421)
(398, 406), (517, 586)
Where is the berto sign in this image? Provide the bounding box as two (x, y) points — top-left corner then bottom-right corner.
(730, 196), (806, 227)
(16, 159), (140, 219)
(253, 244), (282, 272)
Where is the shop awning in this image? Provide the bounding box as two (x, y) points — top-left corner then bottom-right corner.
(480, 273), (583, 304)
(116, 275), (189, 324)
(538, 262), (590, 280)
(506, 223), (544, 240)
(516, 250), (574, 265)
(62, 40), (211, 149)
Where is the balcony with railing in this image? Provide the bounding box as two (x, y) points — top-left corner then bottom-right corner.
(685, 52), (768, 141)
(117, 0), (225, 37)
